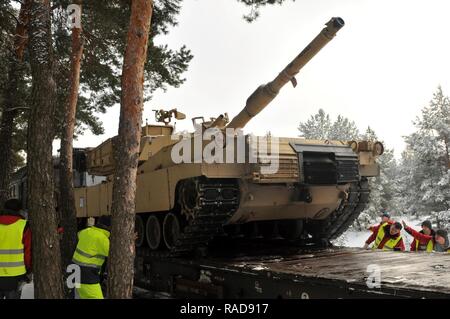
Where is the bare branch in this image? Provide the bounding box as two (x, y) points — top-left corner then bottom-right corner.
(2, 107), (30, 112)
(50, 3), (61, 11)
(5, 10), (21, 26)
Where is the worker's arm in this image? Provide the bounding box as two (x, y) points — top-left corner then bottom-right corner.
(410, 239), (417, 251)
(394, 238), (405, 251)
(101, 237), (110, 258)
(365, 224), (380, 245)
(22, 225), (32, 273)
(404, 225), (433, 241)
(100, 257), (108, 284)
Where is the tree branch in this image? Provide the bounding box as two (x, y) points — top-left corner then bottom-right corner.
(5, 10), (21, 26)
(50, 3), (61, 11)
(3, 107), (30, 112)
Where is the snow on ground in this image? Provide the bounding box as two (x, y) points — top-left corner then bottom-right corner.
(20, 282), (34, 299)
(336, 215), (424, 250)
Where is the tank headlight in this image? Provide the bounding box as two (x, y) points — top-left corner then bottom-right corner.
(373, 141), (384, 156)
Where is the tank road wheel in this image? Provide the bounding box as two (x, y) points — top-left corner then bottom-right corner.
(135, 215), (145, 247)
(242, 222), (263, 239)
(259, 221), (282, 240)
(146, 215), (162, 250)
(278, 219), (304, 240)
(163, 213), (181, 250)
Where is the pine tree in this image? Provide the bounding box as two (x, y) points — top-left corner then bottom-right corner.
(298, 109), (332, 139)
(298, 109), (360, 141)
(357, 127), (399, 227)
(329, 115), (359, 140)
(52, 0), (193, 272)
(397, 87), (450, 217)
(0, 0), (32, 207)
(59, 0), (84, 272)
(237, 0), (295, 22)
(107, 0), (154, 299)
(27, 0), (64, 299)
(420, 86), (450, 168)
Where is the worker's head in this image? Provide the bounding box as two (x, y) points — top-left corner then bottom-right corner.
(421, 220), (433, 235)
(435, 229), (448, 246)
(380, 212), (390, 223)
(96, 215), (111, 231)
(3, 199), (23, 213)
(390, 222), (402, 236)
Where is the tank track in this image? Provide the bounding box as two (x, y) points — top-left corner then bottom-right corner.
(170, 178), (240, 256)
(308, 177), (370, 243)
(139, 177), (368, 258)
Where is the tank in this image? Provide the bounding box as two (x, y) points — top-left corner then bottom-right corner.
(74, 17), (384, 253)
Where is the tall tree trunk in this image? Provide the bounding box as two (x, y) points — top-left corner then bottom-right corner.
(28, 0), (64, 299)
(60, 0), (84, 271)
(107, 0), (153, 299)
(0, 0), (33, 207)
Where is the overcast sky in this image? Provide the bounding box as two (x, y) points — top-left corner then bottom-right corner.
(69, 0), (450, 158)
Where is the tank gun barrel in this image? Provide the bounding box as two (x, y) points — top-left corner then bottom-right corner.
(226, 17), (345, 130)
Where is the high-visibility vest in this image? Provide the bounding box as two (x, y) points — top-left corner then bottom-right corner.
(413, 238), (434, 252)
(72, 226), (110, 270)
(372, 222), (402, 251)
(0, 219), (27, 277)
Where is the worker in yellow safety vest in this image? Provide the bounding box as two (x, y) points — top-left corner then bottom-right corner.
(371, 221), (405, 251)
(72, 216), (110, 299)
(0, 199), (32, 299)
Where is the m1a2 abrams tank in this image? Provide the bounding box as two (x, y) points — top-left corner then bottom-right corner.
(74, 17), (384, 254)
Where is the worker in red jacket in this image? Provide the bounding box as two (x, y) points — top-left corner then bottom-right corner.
(0, 199), (32, 299)
(364, 212), (394, 248)
(402, 220), (435, 252)
(367, 211), (393, 233)
(364, 221), (405, 251)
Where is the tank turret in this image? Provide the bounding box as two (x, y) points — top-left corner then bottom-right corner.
(86, 108), (186, 176)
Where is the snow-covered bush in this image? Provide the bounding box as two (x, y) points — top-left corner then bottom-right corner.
(332, 233), (348, 247)
(352, 212), (374, 231)
(431, 210), (450, 231)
